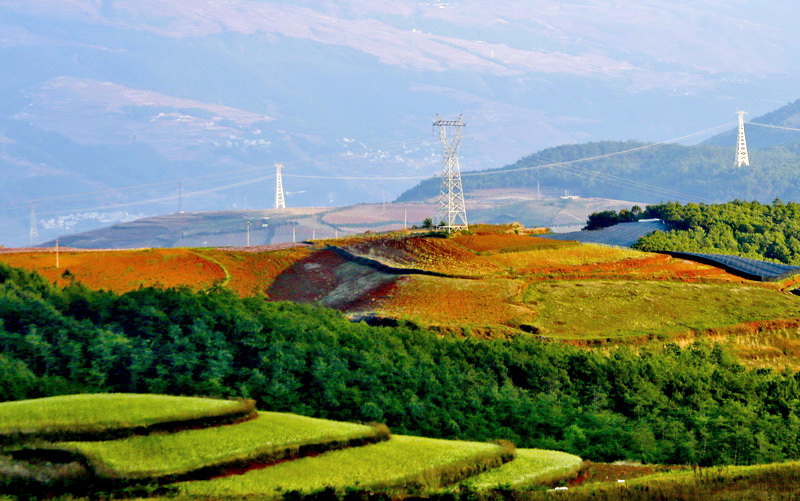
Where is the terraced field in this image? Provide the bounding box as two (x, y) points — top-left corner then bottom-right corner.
(463, 449), (583, 489)
(0, 394), (580, 498)
(0, 394), (255, 443)
(57, 412), (388, 480)
(179, 435), (513, 497)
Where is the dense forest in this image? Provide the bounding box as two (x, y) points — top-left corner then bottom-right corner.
(396, 140), (800, 204)
(588, 200), (800, 265)
(2, 263), (800, 467)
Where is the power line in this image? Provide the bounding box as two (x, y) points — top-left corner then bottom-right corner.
(5, 121), (737, 217)
(1, 136), (436, 210)
(748, 122), (800, 133)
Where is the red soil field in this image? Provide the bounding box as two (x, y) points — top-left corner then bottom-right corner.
(372, 275), (533, 334)
(196, 247), (314, 296)
(452, 233), (575, 253)
(519, 254), (747, 283)
(0, 248), (226, 293)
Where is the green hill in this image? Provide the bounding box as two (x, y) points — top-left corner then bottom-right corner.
(397, 139), (800, 205)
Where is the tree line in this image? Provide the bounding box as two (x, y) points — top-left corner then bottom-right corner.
(1, 263), (800, 466)
(585, 200), (800, 264)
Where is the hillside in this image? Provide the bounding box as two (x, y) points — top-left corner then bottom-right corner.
(397, 137), (800, 205)
(4, 224), (800, 370)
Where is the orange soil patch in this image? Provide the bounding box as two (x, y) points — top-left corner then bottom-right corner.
(0, 248), (226, 293)
(335, 235), (501, 277)
(372, 275), (533, 332)
(492, 251), (746, 283)
(452, 233), (575, 253)
(196, 247), (314, 296)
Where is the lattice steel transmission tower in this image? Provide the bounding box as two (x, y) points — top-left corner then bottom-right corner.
(736, 111), (750, 167)
(274, 162), (286, 209)
(29, 205), (38, 246)
(434, 115), (468, 232)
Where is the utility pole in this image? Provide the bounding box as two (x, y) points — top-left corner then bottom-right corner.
(178, 182), (183, 213)
(433, 115), (468, 232)
(246, 220), (251, 247)
(275, 163), (286, 209)
(29, 205), (38, 246)
(736, 111), (750, 167)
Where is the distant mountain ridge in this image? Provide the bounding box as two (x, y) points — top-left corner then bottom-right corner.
(399, 98), (800, 205)
(3, 1), (800, 246)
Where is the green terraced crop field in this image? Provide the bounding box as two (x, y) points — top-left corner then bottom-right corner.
(57, 412), (387, 479)
(178, 435), (511, 497)
(0, 394), (252, 440)
(462, 449), (583, 489)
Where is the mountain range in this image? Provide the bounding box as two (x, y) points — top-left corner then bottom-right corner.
(2, 1), (800, 246)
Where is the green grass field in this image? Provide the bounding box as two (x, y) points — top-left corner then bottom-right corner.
(0, 394), (252, 441)
(462, 449), (582, 490)
(57, 412), (387, 479)
(178, 435), (512, 497)
(524, 280), (800, 339)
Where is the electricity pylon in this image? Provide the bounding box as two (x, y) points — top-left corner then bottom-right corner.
(29, 205), (38, 246)
(275, 163), (286, 209)
(736, 111), (750, 167)
(434, 115), (468, 232)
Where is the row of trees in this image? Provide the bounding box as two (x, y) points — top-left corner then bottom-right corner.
(594, 200), (800, 264)
(2, 262), (800, 466)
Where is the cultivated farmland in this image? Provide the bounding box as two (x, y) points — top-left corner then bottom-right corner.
(0, 394), (583, 498)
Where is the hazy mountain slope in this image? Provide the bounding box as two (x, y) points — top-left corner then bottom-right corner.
(703, 98), (800, 149)
(2, 1), (800, 246)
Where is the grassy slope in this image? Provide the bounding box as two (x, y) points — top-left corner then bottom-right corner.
(524, 280), (800, 340)
(0, 394), (250, 438)
(463, 449), (583, 489)
(57, 412), (385, 479)
(178, 435), (511, 497)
